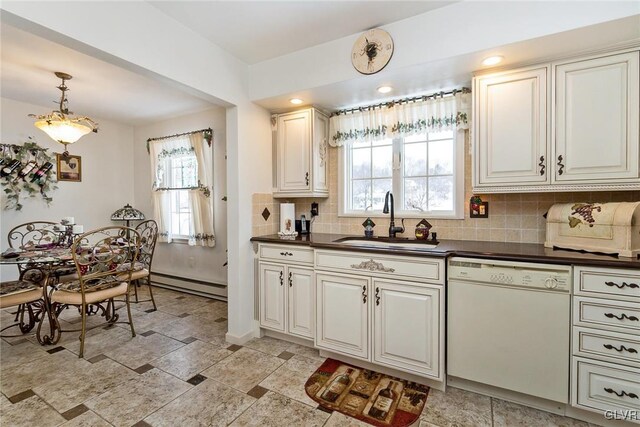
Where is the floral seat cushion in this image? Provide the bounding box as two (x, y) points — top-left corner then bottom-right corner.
(0, 280), (39, 296)
(55, 275), (124, 293)
(116, 261), (146, 272)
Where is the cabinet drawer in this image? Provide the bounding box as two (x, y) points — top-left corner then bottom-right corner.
(573, 326), (640, 367)
(259, 244), (313, 265)
(575, 266), (640, 301)
(574, 296), (640, 334)
(573, 357), (640, 414)
(315, 250), (445, 284)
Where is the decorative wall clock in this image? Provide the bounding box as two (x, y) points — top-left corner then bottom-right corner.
(351, 28), (394, 75)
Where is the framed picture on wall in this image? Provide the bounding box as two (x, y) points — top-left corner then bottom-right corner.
(56, 153), (82, 182)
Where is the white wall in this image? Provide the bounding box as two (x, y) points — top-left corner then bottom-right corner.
(133, 108), (228, 286)
(0, 97), (135, 280)
(248, 1), (640, 101)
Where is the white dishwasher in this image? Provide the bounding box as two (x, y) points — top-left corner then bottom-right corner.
(447, 257), (572, 404)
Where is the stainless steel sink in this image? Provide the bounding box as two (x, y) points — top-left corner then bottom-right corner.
(333, 237), (438, 250)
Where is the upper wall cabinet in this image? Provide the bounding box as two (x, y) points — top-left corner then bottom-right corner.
(474, 65), (549, 187)
(473, 48), (640, 193)
(554, 52), (639, 184)
(274, 108), (329, 198)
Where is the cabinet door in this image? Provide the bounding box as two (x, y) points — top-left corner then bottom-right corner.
(554, 51), (639, 183)
(277, 110), (311, 191)
(312, 110), (329, 192)
(316, 273), (369, 359)
(259, 263), (286, 332)
(287, 266), (314, 339)
(474, 66), (549, 186)
(373, 279), (441, 378)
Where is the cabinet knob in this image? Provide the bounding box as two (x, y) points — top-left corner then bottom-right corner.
(557, 155), (564, 175)
(362, 285), (367, 304)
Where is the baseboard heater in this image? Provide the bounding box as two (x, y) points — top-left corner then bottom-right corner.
(150, 271), (227, 301)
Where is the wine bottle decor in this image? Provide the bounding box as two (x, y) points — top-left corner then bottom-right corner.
(1, 138), (58, 211)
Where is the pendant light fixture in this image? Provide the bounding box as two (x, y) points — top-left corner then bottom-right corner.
(29, 72), (98, 155)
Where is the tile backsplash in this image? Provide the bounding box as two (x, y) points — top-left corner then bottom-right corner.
(253, 138), (640, 243)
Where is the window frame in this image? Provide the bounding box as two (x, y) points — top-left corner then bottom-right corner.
(338, 130), (465, 219)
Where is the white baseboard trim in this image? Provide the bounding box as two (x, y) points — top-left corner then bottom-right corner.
(225, 329), (258, 345)
(150, 272), (227, 300)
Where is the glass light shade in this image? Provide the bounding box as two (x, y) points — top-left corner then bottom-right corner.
(35, 119), (92, 144)
(111, 204), (145, 221)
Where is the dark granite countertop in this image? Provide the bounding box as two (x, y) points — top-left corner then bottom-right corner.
(251, 233), (640, 269)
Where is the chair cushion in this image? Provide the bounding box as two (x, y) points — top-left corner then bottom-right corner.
(0, 281), (42, 309)
(56, 275), (123, 293)
(0, 280), (38, 296)
(52, 282), (128, 305)
(116, 261), (146, 272)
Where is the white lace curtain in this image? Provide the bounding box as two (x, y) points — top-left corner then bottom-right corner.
(148, 131), (215, 247)
(329, 91), (471, 146)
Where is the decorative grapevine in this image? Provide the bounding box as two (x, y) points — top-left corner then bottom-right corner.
(1, 138), (58, 211)
(568, 203), (602, 228)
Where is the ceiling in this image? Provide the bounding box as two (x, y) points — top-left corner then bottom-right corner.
(148, 1), (456, 64)
(1, 3), (638, 126)
(0, 23), (218, 126)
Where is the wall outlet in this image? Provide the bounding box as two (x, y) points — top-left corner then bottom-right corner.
(311, 202), (319, 217)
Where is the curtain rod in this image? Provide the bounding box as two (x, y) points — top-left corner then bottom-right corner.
(147, 127), (212, 144)
(331, 87), (470, 117)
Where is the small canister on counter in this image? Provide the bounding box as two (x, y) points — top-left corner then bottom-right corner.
(414, 219), (432, 240)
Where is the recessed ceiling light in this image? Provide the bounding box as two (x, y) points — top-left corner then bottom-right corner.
(289, 98), (303, 105)
(377, 86), (393, 94)
(482, 56), (504, 66)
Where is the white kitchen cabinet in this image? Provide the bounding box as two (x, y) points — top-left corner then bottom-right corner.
(258, 244), (315, 339)
(473, 66), (549, 186)
(554, 51), (639, 184)
(373, 279), (441, 377)
(473, 48), (640, 193)
(315, 250), (445, 381)
(274, 108), (329, 198)
(571, 265), (640, 419)
(315, 272), (370, 359)
(259, 263), (286, 332)
(287, 266), (315, 339)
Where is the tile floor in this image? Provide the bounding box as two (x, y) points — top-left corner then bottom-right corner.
(1, 287), (600, 427)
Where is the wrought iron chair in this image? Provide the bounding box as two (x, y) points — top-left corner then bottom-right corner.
(2, 221), (59, 336)
(0, 281), (44, 337)
(42, 226), (139, 358)
(129, 219), (158, 311)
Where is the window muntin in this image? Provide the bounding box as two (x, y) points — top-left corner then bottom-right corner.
(342, 130), (461, 218)
(163, 154), (198, 238)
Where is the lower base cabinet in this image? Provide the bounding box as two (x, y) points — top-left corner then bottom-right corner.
(315, 272), (369, 359)
(259, 262), (314, 339)
(373, 279), (441, 378)
(315, 272), (443, 380)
